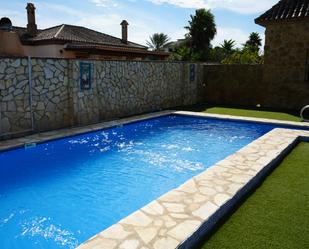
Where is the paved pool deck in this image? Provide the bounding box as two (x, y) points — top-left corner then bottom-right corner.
(1, 111), (309, 249)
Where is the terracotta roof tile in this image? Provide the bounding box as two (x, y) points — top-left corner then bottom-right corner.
(255, 0), (309, 25)
(13, 24), (146, 50)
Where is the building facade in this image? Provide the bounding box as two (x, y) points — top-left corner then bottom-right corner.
(0, 3), (168, 60)
(255, 0), (309, 109)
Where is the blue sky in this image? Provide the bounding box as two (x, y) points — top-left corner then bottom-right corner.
(1, 0), (278, 48)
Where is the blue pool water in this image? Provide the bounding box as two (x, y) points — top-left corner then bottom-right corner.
(0, 115), (298, 248)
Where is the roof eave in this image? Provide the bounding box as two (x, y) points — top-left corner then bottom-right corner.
(20, 39), (67, 46)
(254, 18), (267, 27)
(64, 44), (170, 57)
(254, 16), (309, 27)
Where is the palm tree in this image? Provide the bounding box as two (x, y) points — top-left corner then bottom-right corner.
(185, 9), (217, 53)
(244, 32), (262, 52)
(220, 39), (236, 54)
(146, 33), (170, 51)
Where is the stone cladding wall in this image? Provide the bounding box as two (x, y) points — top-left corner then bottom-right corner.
(0, 58), (202, 138)
(262, 21), (309, 110)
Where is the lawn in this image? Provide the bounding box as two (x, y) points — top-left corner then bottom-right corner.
(182, 104), (301, 122)
(200, 142), (309, 249)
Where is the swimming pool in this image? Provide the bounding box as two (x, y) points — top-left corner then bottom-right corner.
(0, 114), (299, 249)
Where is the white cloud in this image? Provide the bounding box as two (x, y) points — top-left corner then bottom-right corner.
(212, 27), (248, 47)
(149, 0), (208, 9)
(6, 2), (88, 29)
(76, 14), (123, 38)
(0, 9), (26, 27)
(38, 3), (85, 18)
(91, 0), (118, 7)
(134, 23), (187, 46)
(212, 26), (265, 49)
(148, 0), (278, 14)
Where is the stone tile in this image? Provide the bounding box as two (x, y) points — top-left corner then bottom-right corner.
(170, 213), (190, 219)
(135, 227), (158, 244)
(142, 201), (164, 215)
(199, 186), (217, 196)
(154, 220), (164, 227)
(158, 228), (168, 236)
(162, 202), (186, 213)
(179, 179), (198, 194)
(214, 193), (231, 206)
(188, 203), (200, 212)
(160, 191), (186, 203)
(165, 220), (177, 228)
(192, 201), (218, 220)
(153, 237), (179, 249)
(119, 239), (140, 249)
(227, 183), (243, 195)
(99, 224), (131, 240)
(228, 174), (252, 184)
(78, 237), (118, 249)
(167, 220), (201, 241)
(120, 211), (152, 227)
(192, 193), (209, 203)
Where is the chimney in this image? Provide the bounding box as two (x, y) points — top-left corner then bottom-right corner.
(26, 3), (37, 36)
(120, 20), (128, 44)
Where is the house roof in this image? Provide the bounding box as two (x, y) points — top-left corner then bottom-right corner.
(255, 0), (309, 26)
(13, 24), (147, 50)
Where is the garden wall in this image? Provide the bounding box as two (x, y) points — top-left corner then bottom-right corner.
(1, 56), (307, 139)
(203, 65), (264, 107)
(203, 64), (308, 110)
(0, 57), (203, 138)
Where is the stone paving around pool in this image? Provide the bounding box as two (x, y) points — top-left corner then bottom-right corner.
(0, 111), (309, 249)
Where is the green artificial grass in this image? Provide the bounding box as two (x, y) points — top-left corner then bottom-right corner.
(182, 104), (301, 122)
(201, 142), (309, 249)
